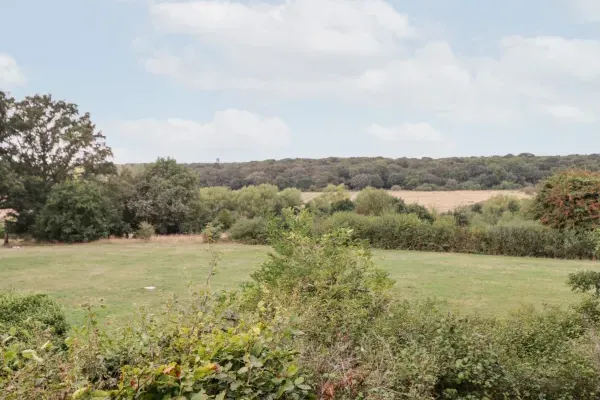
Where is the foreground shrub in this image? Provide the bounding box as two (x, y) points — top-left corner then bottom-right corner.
(34, 179), (119, 243)
(229, 217), (269, 244)
(0, 291), (67, 342)
(363, 302), (600, 399)
(247, 216), (393, 345)
(1, 295), (314, 399)
(534, 169), (600, 231)
(247, 212), (600, 399)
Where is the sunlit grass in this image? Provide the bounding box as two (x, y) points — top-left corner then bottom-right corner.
(1, 241), (597, 323)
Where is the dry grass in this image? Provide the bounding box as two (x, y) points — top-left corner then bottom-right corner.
(301, 190), (531, 212)
(99, 234), (208, 245)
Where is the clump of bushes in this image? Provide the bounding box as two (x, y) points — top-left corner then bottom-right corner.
(229, 217), (269, 244)
(354, 187), (398, 216)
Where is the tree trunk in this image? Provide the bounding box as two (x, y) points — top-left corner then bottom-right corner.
(3, 220), (8, 246)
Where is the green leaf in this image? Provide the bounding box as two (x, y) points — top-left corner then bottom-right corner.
(237, 366), (249, 375)
(72, 387), (90, 399)
(250, 342), (263, 357)
(91, 390), (111, 399)
(190, 393), (209, 400)
(3, 350), (17, 362)
(277, 380), (295, 399)
(294, 377), (305, 385)
(215, 390), (226, 400)
(286, 364), (299, 377)
(194, 363), (217, 380)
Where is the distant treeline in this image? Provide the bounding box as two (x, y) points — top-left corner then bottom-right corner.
(156, 154), (600, 191)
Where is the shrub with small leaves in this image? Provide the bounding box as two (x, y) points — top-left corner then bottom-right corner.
(229, 217), (269, 244)
(135, 221), (155, 240)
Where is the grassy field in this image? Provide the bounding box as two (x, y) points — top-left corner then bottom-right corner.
(301, 190), (531, 212)
(1, 240), (596, 323)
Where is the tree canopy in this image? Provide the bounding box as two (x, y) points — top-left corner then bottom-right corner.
(0, 92), (114, 233)
(170, 154), (600, 191)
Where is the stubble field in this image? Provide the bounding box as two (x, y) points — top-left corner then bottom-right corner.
(301, 190), (530, 211)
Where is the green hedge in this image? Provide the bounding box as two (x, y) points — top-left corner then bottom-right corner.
(319, 212), (596, 259)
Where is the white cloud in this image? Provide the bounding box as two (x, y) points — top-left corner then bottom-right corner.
(0, 53), (26, 87)
(572, 0), (600, 22)
(150, 0), (414, 56)
(542, 104), (594, 123)
(141, 0), (414, 96)
(138, 1), (600, 126)
(367, 122), (444, 142)
(109, 110), (292, 163)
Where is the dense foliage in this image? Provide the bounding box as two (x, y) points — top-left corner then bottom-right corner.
(533, 169), (600, 231)
(175, 154), (600, 191)
(0, 92), (114, 234)
(128, 158), (200, 234)
(0, 291), (68, 342)
(34, 179), (120, 243)
(4, 214), (600, 399)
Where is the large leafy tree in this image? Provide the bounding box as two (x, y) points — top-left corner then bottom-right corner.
(34, 179), (120, 243)
(0, 92), (114, 233)
(128, 158), (199, 234)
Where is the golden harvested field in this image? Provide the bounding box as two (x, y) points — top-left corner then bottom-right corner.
(301, 190), (531, 212)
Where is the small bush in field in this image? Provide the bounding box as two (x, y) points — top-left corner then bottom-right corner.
(229, 217), (269, 244)
(354, 187), (397, 216)
(213, 209), (236, 230)
(201, 222), (223, 242)
(522, 185), (536, 195)
(135, 221), (155, 240)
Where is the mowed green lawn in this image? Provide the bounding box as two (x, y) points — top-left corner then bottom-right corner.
(1, 241), (599, 323)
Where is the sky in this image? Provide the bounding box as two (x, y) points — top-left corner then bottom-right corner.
(1, 0), (600, 163)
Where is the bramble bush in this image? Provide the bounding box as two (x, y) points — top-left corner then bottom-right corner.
(534, 169), (600, 231)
